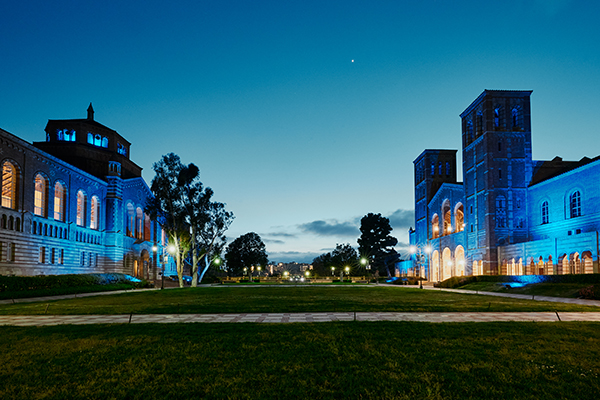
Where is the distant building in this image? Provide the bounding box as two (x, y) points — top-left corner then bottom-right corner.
(411, 90), (600, 280)
(0, 105), (166, 278)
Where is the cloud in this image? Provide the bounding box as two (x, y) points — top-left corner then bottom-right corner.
(263, 239), (285, 244)
(298, 219), (359, 237)
(387, 209), (414, 231)
(264, 232), (297, 238)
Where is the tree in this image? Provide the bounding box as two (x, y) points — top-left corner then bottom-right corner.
(312, 243), (358, 277)
(146, 153), (233, 288)
(224, 232), (269, 278)
(311, 252), (332, 277)
(357, 213), (398, 277)
(331, 243), (358, 275)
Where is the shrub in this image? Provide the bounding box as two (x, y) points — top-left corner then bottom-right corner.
(578, 284), (600, 300)
(0, 273), (150, 294)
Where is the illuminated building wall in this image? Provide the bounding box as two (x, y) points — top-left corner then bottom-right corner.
(412, 90), (600, 280)
(0, 105), (165, 279)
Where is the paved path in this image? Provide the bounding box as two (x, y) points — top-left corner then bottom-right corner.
(2, 311), (600, 326)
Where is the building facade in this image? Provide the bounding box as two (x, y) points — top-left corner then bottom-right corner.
(411, 90), (600, 280)
(0, 105), (166, 278)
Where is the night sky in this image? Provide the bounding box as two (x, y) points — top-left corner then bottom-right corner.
(2, 0), (600, 262)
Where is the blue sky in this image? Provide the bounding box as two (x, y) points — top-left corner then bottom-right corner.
(2, 0), (600, 262)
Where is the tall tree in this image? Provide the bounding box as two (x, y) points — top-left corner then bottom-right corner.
(357, 213), (398, 277)
(311, 252), (332, 277)
(224, 232), (268, 278)
(147, 153), (233, 288)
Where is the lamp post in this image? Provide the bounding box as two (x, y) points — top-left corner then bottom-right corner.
(344, 266), (350, 283)
(257, 266), (261, 282)
(410, 244), (432, 289)
(360, 257), (372, 282)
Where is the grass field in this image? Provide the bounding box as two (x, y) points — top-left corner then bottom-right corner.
(1, 286), (600, 315)
(1, 322), (599, 399)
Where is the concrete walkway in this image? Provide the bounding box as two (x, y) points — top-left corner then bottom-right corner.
(2, 311), (600, 326)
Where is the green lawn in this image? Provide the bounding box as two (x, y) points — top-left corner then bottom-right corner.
(1, 286), (599, 315)
(1, 322), (599, 399)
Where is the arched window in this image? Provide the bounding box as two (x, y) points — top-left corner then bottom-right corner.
(94, 134), (102, 146)
(431, 214), (439, 239)
(101, 137), (108, 148)
(1, 161), (18, 209)
(54, 181), (66, 221)
(455, 203), (464, 232)
(494, 107), (501, 128)
(126, 203), (135, 237)
(136, 207), (143, 239)
(34, 174), (48, 217)
(541, 201), (549, 224)
(570, 191), (581, 218)
(512, 107), (519, 128)
(87, 133), (94, 144)
(90, 196), (100, 230)
(77, 190), (87, 226)
(442, 200), (451, 235)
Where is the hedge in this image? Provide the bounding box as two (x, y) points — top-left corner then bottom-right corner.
(0, 273), (151, 297)
(436, 274), (600, 289)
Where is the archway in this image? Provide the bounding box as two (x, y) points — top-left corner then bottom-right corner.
(454, 246), (465, 276)
(571, 252), (581, 274)
(442, 247), (452, 280)
(140, 249), (150, 280)
(431, 250), (440, 282)
(582, 251), (593, 274)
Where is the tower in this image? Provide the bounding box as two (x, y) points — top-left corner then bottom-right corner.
(413, 149), (458, 247)
(460, 90), (533, 274)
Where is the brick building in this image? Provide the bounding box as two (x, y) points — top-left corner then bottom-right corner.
(411, 90), (600, 280)
(0, 105), (166, 278)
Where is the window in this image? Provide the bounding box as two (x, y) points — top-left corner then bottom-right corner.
(498, 141), (502, 151)
(496, 196), (506, 228)
(57, 129), (76, 141)
(541, 201), (549, 224)
(431, 162), (435, 176)
(117, 142), (127, 156)
(2, 161), (18, 209)
(77, 190), (87, 226)
(87, 133), (94, 144)
(81, 251), (86, 265)
(102, 137), (108, 148)
(477, 112), (483, 134)
(494, 107), (501, 127)
(59, 249), (64, 264)
(438, 162), (442, 175)
(51, 248), (56, 264)
(126, 203), (135, 237)
(90, 196), (100, 230)
(570, 191), (581, 218)
(39, 246), (45, 263)
(34, 174), (48, 217)
(498, 169), (502, 179)
(136, 207), (143, 239)
(7, 243), (15, 262)
(512, 107), (519, 128)
(54, 182), (66, 221)
(445, 162), (450, 176)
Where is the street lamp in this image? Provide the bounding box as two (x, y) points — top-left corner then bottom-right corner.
(410, 244), (433, 289)
(257, 266), (261, 281)
(331, 266), (335, 276)
(243, 267), (247, 281)
(344, 266), (350, 283)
